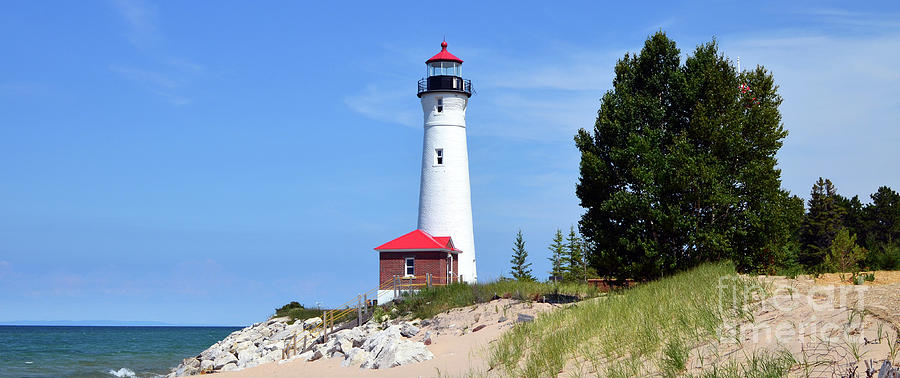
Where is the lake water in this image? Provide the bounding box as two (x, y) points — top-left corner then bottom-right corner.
(0, 326), (241, 377)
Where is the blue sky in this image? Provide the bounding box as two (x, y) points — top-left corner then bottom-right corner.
(1, 1), (898, 325)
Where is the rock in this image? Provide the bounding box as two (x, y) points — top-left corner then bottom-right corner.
(380, 315), (391, 322)
(363, 339), (433, 369)
(307, 349), (324, 361)
(237, 347), (261, 367)
(400, 323), (420, 338)
(262, 340), (285, 352)
(361, 325), (402, 356)
(199, 359), (214, 372)
(498, 316), (508, 323)
(296, 350), (314, 361)
(303, 317), (322, 330)
(338, 336), (353, 355)
(174, 358), (200, 376)
(213, 352), (238, 369)
(517, 313), (534, 323)
(420, 319), (431, 327)
(320, 338), (343, 358)
(221, 362), (238, 371)
(341, 347), (371, 368)
(235, 341), (255, 354)
(341, 327), (368, 347)
(473, 324), (487, 332)
(260, 350), (281, 364)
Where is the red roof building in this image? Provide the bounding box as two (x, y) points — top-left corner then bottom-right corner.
(374, 229), (460, 291)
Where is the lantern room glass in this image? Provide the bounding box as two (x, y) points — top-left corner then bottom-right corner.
(428, 62), (461, 77)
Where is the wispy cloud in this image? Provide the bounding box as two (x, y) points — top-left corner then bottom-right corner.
(799, 7), (900, 30)
(109, 64), (191, 105)
(343, 84), (418, 127)
(108, 0), (203, 106)
(110, 0), (160, 50)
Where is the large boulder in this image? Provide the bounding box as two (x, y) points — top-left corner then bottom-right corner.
(362, 339), (433, 369)
(213, 352), (238, 369)
(199, 359), (214, 372)
(360, 325), (402, 356)
(336, 327), (368, 348)
(341, 347), (371, 368)
(237, 347), (261, 367)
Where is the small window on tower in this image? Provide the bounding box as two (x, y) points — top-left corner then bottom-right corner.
(435, 148), (443, 165)
(436, 97), (443, 113)
(405, 257), (415, 277)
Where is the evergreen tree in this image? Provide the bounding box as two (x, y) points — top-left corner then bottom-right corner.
(510, 230), (534, 281)
(575, 32), (794, 278)
(547, 229), (565, 281)
(799, 178), (845, 269)
(866, 186), (900, 247)
(836, 194), (866, 247)
(824, 228), (867, 276)
(562, 226), (592, 281)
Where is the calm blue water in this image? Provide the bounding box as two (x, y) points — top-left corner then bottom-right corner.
(0, 326), (241, 377)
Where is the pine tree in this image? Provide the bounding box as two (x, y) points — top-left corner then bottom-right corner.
(836, 194), (866, 244)
(866, 186), (900, 247)
(548, 229), (565, 281)
(563, 226), (592, 282)
(510, 230), (534, 281)
(799, 178), (845, 269)
(824, 228), (867, 276)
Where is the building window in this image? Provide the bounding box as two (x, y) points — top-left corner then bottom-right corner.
(435, 148), (443, 165)
(436, 97), (443, 113)
(405, 257), (415, 277)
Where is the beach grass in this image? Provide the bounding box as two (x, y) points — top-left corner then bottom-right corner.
(486, 262), (784, 377)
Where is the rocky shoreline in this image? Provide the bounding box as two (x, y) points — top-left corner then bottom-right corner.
(168, 316), (433, 376)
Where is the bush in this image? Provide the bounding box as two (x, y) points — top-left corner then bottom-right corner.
(393, 280), (599, 319)
(867, 243), (900, 270)
(273, 301), (324, 323)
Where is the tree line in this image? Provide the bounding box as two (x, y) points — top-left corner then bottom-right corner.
(508, 227), (596, 282)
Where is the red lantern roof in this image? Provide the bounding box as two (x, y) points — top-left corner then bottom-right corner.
(426, 41), (463, 64)
(374, 229), (461, 253)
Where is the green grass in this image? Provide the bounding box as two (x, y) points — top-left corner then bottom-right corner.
(487, 262), (777, 378)
(392, 279), (600, 319)
(692, 350), (796, 378)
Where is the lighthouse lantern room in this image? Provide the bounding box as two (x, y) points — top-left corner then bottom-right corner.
(376, 41), (478, 302)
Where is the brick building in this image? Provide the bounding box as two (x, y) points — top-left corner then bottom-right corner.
(374, 229), (460, 303)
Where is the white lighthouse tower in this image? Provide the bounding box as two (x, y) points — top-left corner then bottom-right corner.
(416, 41), (477, 283)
